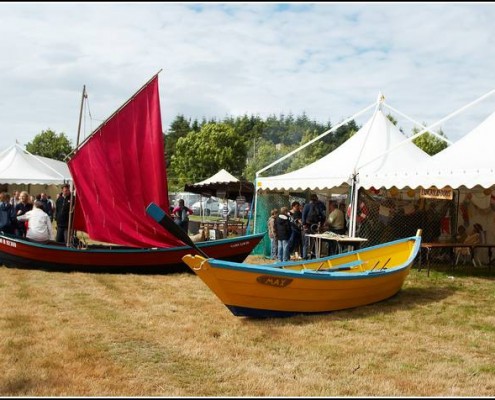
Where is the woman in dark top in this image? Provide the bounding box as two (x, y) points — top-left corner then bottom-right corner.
(15, 191), (33, 237)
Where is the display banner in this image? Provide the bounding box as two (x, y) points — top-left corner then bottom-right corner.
(419, 187), (453, 200)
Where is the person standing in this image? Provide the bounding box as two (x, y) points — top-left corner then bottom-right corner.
(302, 194), (326, 231)
(17, 200), (53, 242)
(275, 206), (291, 262)
(173, 199), (193, 233)
(10, 191), (20, 208)
(301, 194), (326, 259)
(0, 192), (15, 234)
(288, 201), (303, 259)
(14, 191), (33, 237)
(55, 184), (72, 243)
(39, 193), (53, 222)
(267, 208), (279, 260)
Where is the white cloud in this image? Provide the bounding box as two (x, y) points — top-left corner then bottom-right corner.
(1, 2), (495, 150)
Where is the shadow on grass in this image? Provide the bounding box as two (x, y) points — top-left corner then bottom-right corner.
(241, 271), (460, 324)
(239, 285), (457, 325)
(0, 261), (193, 275)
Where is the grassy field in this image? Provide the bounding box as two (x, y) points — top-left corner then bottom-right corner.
(0, 257), (494, 396)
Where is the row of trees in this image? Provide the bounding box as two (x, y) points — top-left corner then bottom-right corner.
(25, 112), (448, 193)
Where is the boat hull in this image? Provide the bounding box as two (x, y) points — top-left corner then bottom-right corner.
(182, 235), (421, 317)
(0, 232), (264, 274)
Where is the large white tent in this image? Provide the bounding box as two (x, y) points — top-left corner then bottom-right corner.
(0, 144), (72, 185)
(364, 108), (495, 190)
(255, 105), (431, 236)
(256, 107), (431, 192)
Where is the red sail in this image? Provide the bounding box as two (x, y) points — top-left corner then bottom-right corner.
(68, 76), (185, 248)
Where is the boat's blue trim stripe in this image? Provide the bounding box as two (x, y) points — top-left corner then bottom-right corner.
(208, 236), (421, 281)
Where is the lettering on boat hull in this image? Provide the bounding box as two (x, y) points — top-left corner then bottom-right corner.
(230, 241), (249, 248)
(0, 238), (17, 248)
(257, 275), (292, 287)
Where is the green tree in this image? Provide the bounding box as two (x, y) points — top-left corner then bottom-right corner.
(224, 114), (265, 142)
(386, 113), (398, 125)
(170, 123), (247, 187)
(411, 125), (449, 156)
(288, 129), (332, 171)
(25, 129), (73, 161)
(166, 115), (191, 157)
(244, 138), (287, 181)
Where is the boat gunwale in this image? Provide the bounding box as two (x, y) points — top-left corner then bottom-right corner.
(0, 231), (266, 254)
(206, 235), (421, 280)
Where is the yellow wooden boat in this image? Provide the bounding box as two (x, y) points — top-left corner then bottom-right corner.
(146, 203), (421, 318)
(182, 232), (421, 318)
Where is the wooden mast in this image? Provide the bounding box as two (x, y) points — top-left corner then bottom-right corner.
(66, 85), (86, 247)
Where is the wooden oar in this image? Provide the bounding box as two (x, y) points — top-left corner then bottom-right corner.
(146, 202), (210, 258)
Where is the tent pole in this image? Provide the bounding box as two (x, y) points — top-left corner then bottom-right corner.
(346, 92), (383, 237)
(352, 93), (383, 175)
(348, 178), (355, 237)
(349, 174), (360, 237)
(253, 178), (259, 234)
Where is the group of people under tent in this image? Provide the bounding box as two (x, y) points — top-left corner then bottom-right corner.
(0, 184), (72, 244)
(268, 193), (349, 262)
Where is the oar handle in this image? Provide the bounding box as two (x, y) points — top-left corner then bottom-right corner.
(146, 202), (210, 258)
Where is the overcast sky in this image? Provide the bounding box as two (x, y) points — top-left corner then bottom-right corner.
(1, 2), (495, 151)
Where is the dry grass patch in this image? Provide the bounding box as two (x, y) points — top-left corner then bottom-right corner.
(0, 259), (493, 396)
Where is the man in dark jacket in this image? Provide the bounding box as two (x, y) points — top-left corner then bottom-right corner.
(301, 194), (326, 259)
(275, 206), (291, 262)
(39, 193), (53, 222)
(302, 193), (326, 230)
(55, 184), (72, 243)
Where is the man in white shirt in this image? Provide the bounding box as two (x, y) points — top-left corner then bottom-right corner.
(16, 200), (53, 242)
(325, 201), (346, 235)
(324, 200), (347, 255)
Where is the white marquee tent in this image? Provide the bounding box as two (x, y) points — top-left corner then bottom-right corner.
(0, 144), (72, 185)
(364, 108), (495, 190)
(256, 107), (431, 192)
(255, 104), (431, 236)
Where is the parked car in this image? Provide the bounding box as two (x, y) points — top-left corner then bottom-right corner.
(228, 201), (251, 218)
(191, 197), (251, 218)
(168, 192), (200, 210)
(191, 197), (221, 216)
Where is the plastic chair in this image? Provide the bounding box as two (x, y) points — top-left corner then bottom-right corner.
(455, 246), (473, 266)
(472, 230), (487, 267)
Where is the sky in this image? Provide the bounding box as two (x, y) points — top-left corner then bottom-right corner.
(1, 1), (495, 151)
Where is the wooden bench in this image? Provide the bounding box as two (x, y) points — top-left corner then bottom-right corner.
(418, 242), (495, 276)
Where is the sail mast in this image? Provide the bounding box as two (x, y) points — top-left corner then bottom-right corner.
(66, 70), (163, 159)
(66, 84), (87, 247)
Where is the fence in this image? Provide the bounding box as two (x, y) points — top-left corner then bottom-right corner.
(252, 187), (466, 259)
